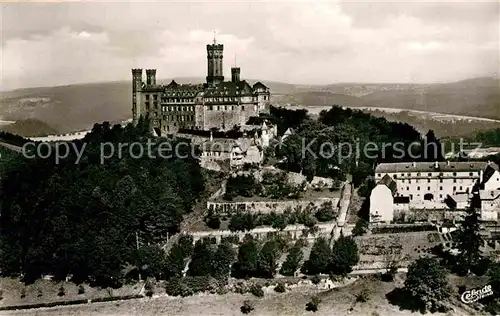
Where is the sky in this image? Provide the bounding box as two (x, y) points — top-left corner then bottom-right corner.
(1, 0), (499, 90)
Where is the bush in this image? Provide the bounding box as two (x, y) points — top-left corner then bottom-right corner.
(471, 258), (491, 276)
(58, 285), (66, 296)
(305, 295), (321, 312)
(250, 284), (264, 297)
(274, 282), (286, 293)
(241, 300), (254, 314)
(78, 284), (85, 294)
(165, 278), (183, 296)
(311, 275), (321, 285)
(20, 288), (26, 299)
(356, 290), (370, 303)
(144, 279), (155, 297)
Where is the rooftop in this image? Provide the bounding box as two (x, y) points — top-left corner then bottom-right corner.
(375, 161), (490, 174)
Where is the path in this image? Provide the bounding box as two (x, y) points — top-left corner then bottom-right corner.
(330, 181), (352, 246)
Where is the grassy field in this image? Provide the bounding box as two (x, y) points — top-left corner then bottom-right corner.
(1, 276), (479, 316)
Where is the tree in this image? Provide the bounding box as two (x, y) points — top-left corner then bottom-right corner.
(404, 257), (451, 312)
(279, 242), (303, 276)
(314, 202), (337, 222)
(187, 238), (215, 277)
(305, 295), (321, 312)
(232, 236), (260, 278)
(352, 218), (369, 236)
(456, 202), (484, 272)
(330, 234), (359, 275)
(301, 237), (331, 275)
(258, 241), (280, 278)
(164, 244), (187, 280)
(211, 242), (235, 280)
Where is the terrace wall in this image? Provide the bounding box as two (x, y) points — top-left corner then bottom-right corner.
(206, 197), (340, 216)
(189, 222), (336, 244)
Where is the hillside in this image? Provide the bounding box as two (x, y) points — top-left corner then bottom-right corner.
(0, 77), (498, 134)
(0, 119), (59, 137)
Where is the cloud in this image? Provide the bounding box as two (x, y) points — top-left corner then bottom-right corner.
(1, 1), (498, 89)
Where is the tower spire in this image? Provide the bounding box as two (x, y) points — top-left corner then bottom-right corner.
(234, 53), (237, 67)
(213, 30), (217, 44)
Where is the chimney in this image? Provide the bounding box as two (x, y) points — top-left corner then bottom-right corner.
(210, 130), (213, 141)
(231, 67), (241, 82)
(412, 161), (416, 167)
(447, 161), (450, 166)
(434, 161), (439, 168)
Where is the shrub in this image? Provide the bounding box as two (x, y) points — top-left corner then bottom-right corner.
(165, 278), (183, 296)
(241, 300), (254, 314)
(311, 275), (321, 285)
(250, 284), (264, 297)
(78, 284), (85, 294)
(305, 295), (321, 312)
(144, 279), (155, 297)
(356, 289), (370, 303)
(274, 282), (286, 293)
(58, 285), (66, 296)
(20, 288), (26, 299)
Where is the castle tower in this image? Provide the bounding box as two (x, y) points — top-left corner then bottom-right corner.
(231, 67), (240, 82)
(146, 69), (156, 86)
(132, 68), (143, 125)
(206, 36), (224, 86)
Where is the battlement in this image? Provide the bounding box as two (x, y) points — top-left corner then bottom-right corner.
(132, 69), (143, 77)
(207, 44), (224, 50)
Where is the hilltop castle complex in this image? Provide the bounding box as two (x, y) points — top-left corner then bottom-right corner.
(132, 39), (271, 135)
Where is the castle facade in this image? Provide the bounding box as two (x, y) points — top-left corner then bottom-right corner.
(132, 40), (271, 135)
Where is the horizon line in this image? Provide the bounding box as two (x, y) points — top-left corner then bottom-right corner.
(1, 75), (497, 93)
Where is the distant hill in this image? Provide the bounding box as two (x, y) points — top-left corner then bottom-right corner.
(0, 76), (498, 133)
(0, 119), (59, 137)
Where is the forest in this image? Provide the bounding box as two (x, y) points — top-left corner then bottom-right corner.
(0, 118), (205, 287)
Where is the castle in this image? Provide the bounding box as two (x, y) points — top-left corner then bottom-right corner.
(132, 39), (271, 136)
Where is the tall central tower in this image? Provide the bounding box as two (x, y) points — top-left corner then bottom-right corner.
(206, 37), (224, 86)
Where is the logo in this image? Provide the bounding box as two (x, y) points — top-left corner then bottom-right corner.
(461, 284), (494, 304)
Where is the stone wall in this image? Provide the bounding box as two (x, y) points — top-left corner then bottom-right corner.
(206, 197), (340, 216)
(189, 222), (336, 244)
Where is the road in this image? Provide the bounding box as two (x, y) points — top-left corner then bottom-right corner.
(330, 181), (351, 246)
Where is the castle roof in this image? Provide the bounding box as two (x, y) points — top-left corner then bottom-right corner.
(253, 81), (268, 90)
(481, 162), (500, 184)
(377, 174), (397, 196)
(375, 161), (489, 174)
(204, 80), (254, 97)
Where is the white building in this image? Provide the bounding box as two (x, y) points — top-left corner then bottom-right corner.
(370, 161), (500, 223)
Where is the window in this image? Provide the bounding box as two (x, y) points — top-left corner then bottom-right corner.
(410, 194), (413, 200)
(439, 186), (443, 190)
(440, 194), (443, 198)
(242, 106), (245, 110)
(428, 173), (432, 176)
(453, 179), (457, 183)
(453, 186), (456, 191)
(209, 105), (213, 111)
(453, 172), (457, 176)
(427, 179), (431, 183)
(440, 179), (443, 183)
(401, 173), (404, 177)
(145, 102), (150, 110)
(417, 172), (421, 176)
(416, 180), (419, 183)
(401, 179), (404, 183)
(460, 186), (463, 191)
(146, 95), (150, 100)
(153, 95), (157, 100)
(469, 172), (473, 176)
(406, 187), (409, 191)
(427, 186), (430, 191)
(378, 173), (381, 177)
(417, 186), (420, 190)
